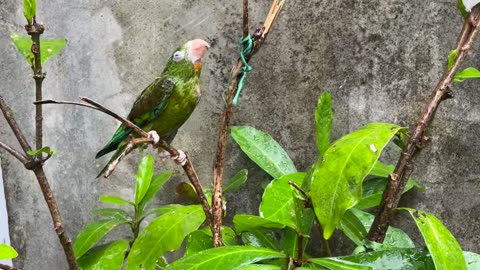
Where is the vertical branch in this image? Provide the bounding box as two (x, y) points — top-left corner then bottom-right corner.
(367, 6), (480, 242)
(211, 0), (285, 248)
(243, 0), (249, 37)
(26, 20), (45, 150)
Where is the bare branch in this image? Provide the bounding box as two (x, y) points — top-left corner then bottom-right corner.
(367, 6), (480, 243)
(211, 0), (285, 247)
(37, 97), (213, 227)
(0, 96), (32, 153)
(0, 263), (17, 270)
(0, 141), (28, 164)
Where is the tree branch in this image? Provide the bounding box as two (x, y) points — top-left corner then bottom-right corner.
(0, 141), (28, 164)
(211, 0), (285, 247)
(367, 6), (480, 243)
(0, 96), (32, 154)
(35, 98), (214, 227)
(0, 263), (17, 270)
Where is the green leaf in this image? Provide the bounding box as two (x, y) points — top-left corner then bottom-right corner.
(138, 171), (172, 213)
(464, 251), (480, 269)
(340, 209), (368, 246)
(74, 219), (126, 259)
(310, 123), (404, 239)
(309, 257), (372, 270)
(282, 227), (301, 259)
(231, 126), (297, 178)
(260, 173), (306, 230)
(340, 248), (435, 270)
(77, 240), (129, 270)
(10, 33), (67, 66)
(26, 146), (57, 157)
(237, 265), (281, 270)
(99, 195), (133, 206)
(348, 208), (414, 251)
(175, 182), (198, 204)
(448, 50), (458, 70)
(402, 208), (467, 270)
(185, 227), (237, 256)
(454, 67), (480, 82)
(23, 0), (36, 24)
(134, 155), (154, 205)
(224, 169), (248, 193)
(315, 92), (333, 156)
(0, 244), (18, 260)
(234, 214), (285, 233)
(91, 208), (132, 223)
(458, 0), (469, 17)
(241, 231), (279, 250)
(165, 246), (285, 270)
(126, 205), (205, 270)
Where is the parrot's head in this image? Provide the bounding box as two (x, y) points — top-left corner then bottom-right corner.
(167, 39), (210, 78)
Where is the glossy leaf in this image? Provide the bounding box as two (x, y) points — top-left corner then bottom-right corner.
(186, 227), (237, 256)
(260, 173), (306, 230)
(224, 169), (248, 193)
(403, 208), (467, 270)
(464, 251), (480, 269)
(310, 257), (372, 270)
(165, 246), (285, 270)
(99, 195), (132, 206)
(316, 92), (333, 156)
(233, 214), (285, 233)
(340, 248), (435, 270)
(77, 240), (129, 270)
(11, 33), (67, 66)
(454, 67), (480, 82)
(91, 208), (132, 222)
(74, 219), (126, 259)
(310, 123), (404, 239)
(448, 50), (458, 70)
(349, 208), (414, 251)
(23, 0), (36, 24)
(0, 244), (18, 260)
(231, 126), (297, 178)
(138, 171), (172, 213)
(126, 205), (205, 270)
(340, 209), (368, 246)
(26, 146), (57, 157)
(134, 155), (154, 205)
(241, 231), (279, 250)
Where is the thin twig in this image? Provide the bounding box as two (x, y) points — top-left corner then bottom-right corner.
(0, 96), (32, 154)
(367, 6), (480, 243)
(0, 141), (28, 164)
(211, 0), (285, 247)
(37, 98), (213, 226)
(294, 233), (304, 267)
(243, 0), (249, 37)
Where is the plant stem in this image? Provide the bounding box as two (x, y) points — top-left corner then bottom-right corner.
(367, 6), (480, 243)
(211, 0), (285, 248)
(294, 233), (304, 267)
(0, 263), (17, 270)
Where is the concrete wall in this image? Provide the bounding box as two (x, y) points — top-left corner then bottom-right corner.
(0, 0), (479, 268)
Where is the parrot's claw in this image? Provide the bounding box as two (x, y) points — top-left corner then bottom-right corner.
(147, 131), (160, 144)
(158, 150), (187, 166)
(173, 150), (187, 166)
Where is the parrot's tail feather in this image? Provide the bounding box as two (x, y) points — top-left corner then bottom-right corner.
(96, 144), (127, 178)
(95, 143), (119, 159)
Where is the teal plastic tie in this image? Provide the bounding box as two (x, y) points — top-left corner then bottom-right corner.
(233, 35), (253, 106)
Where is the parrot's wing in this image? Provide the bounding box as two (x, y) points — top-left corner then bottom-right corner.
(95, 76), (176, 159)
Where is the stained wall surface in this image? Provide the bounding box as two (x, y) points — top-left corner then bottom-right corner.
(0, 1), (479, 268)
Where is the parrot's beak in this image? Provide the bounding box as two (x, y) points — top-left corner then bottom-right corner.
(189, 39), (210, 71)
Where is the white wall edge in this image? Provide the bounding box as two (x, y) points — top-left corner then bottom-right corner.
(0, 157), (13, 266)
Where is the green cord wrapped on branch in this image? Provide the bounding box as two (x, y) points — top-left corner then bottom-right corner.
(233, 35), (253, 106)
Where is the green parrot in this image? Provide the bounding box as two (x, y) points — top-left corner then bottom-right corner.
(96, 39), (210, 178)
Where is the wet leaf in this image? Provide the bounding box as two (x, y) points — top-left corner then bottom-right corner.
(91, 208), (132, 223)
(134, 155), (154, 205)
(309, 257), (372, 270)
(316, 92), (333, 156)
(99, 195), (133, 206)
(224, 169), (248, 193)
(231, 126), (297, 178)
(77, 240), (129, 270)
(138, 171), (172, 213)
(74, 219), (126, 259)
(11, 33), (67, 66)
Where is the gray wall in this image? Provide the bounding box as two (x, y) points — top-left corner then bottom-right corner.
(1, 0), (479, 269)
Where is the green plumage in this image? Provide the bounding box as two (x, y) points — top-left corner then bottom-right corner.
(96, 42), (202, 177)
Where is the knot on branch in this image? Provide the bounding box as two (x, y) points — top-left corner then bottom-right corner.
(25, 23), (45, 35)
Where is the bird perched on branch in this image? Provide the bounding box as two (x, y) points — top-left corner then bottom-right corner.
(96, 39), (210, 178)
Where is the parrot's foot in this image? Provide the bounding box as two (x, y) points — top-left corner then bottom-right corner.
(147, 131), (160, 144)
(158, 150), (187, 166)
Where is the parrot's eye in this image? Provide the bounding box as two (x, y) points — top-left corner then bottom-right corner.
(173, 51), (185, 62)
